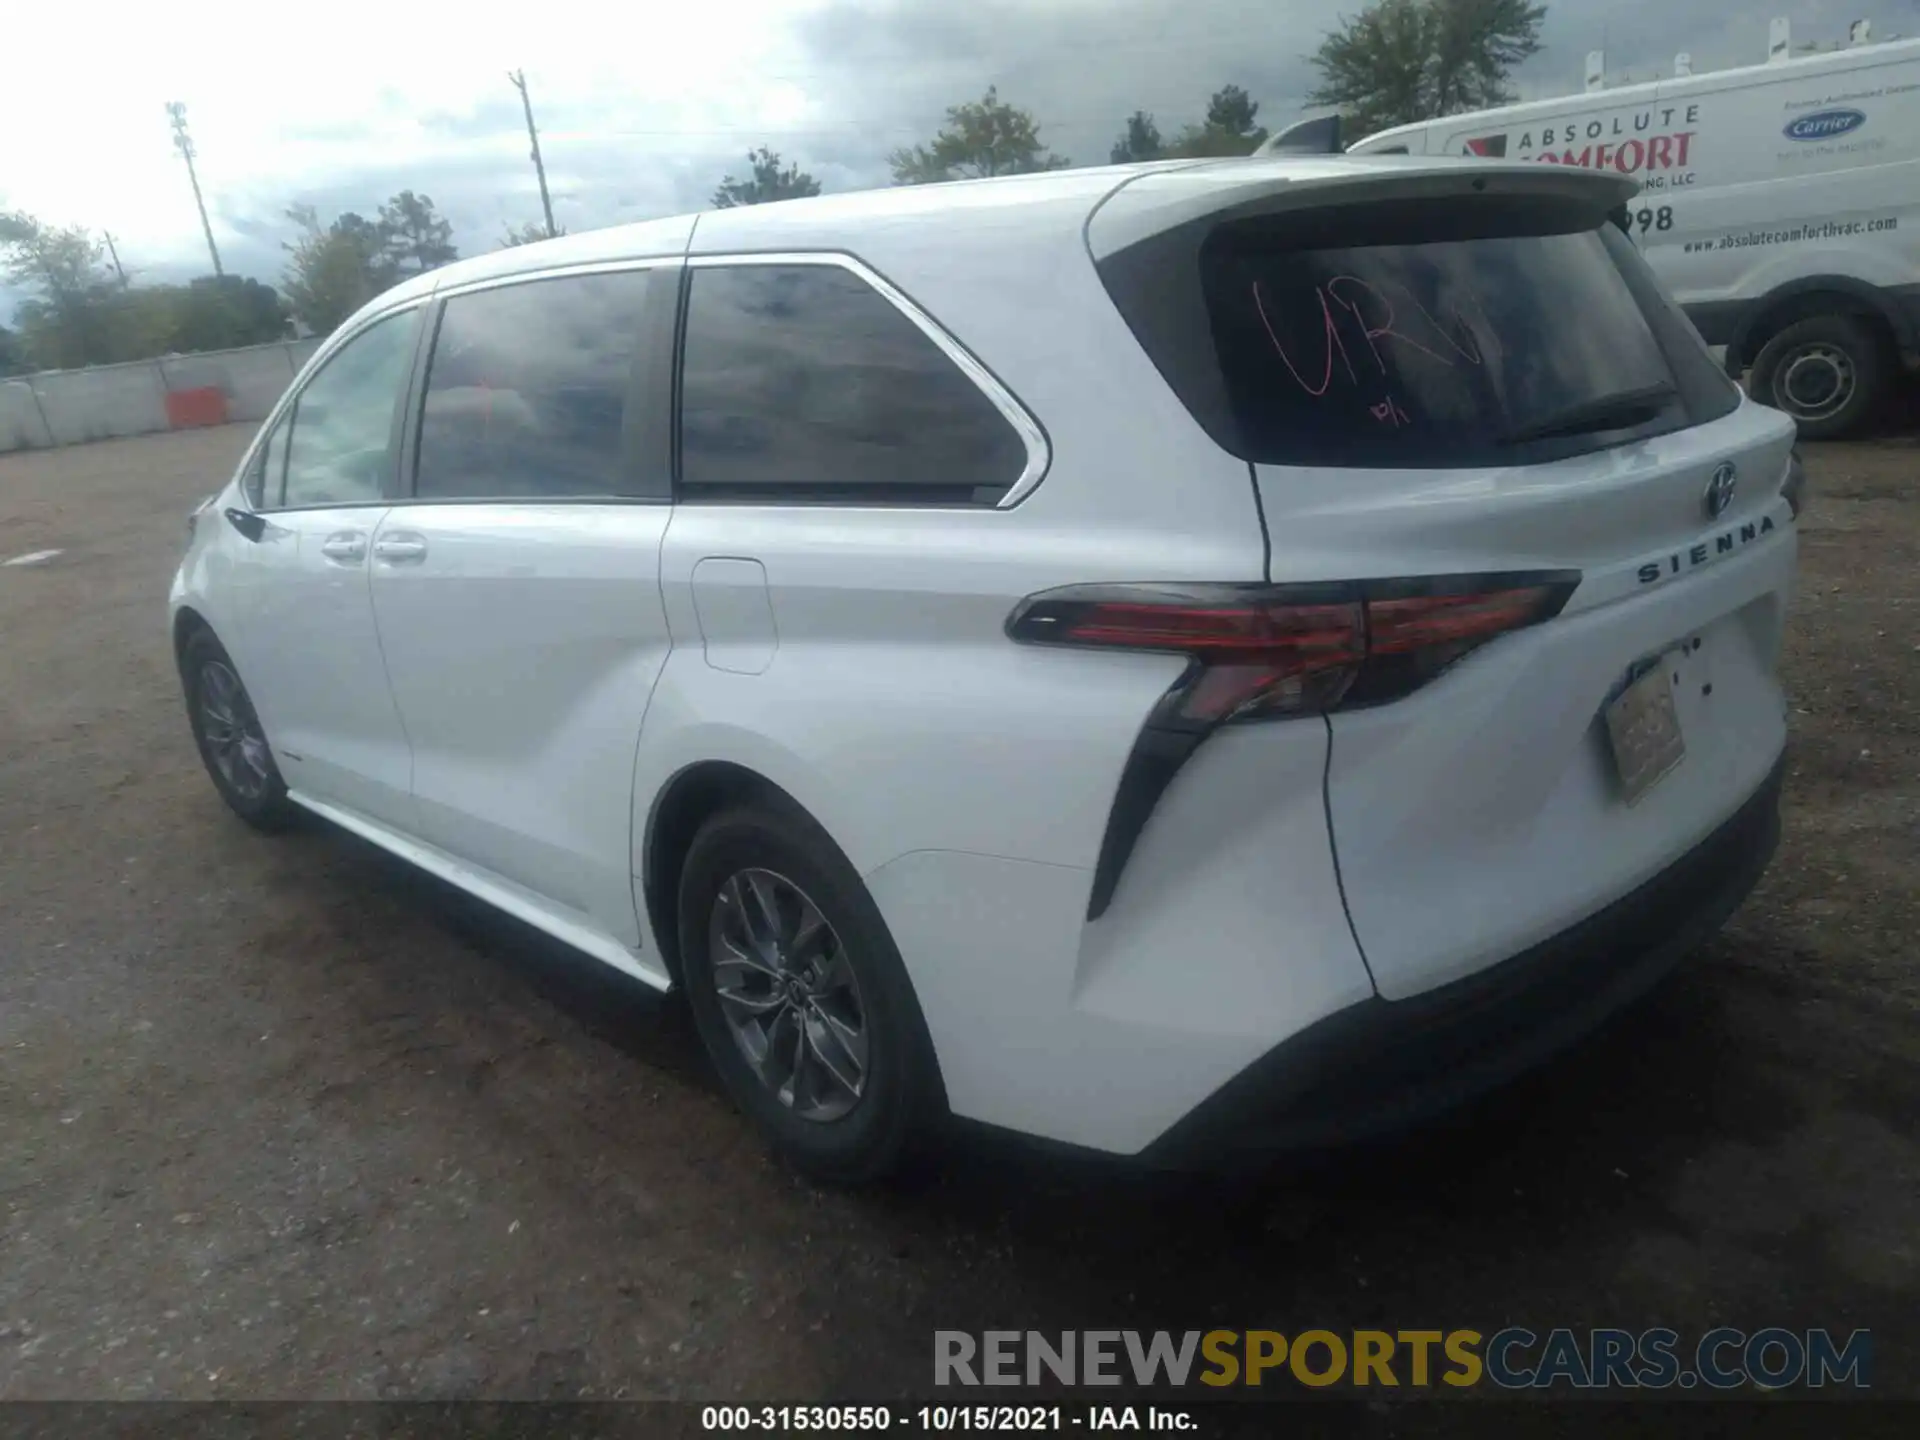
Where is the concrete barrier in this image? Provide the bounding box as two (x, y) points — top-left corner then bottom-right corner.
(0, 338), (325, 454)
(31, 361), (170, 447)
(0, 380), (54, 451)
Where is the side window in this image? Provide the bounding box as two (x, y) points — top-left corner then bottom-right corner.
(414, 271), (656, 500)
(279, 309), (417, 509)
(679, 263), (1029, 504)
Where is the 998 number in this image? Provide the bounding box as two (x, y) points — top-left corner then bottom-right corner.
(1633, 205), (1675, 235)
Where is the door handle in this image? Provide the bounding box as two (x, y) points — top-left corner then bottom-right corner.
(373, 535), (428, 564)
(318, 532), (366, 564)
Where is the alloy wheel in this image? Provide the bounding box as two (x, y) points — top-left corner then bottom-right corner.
(706, 867), (869, 1123)
(198, 660), (272, 800)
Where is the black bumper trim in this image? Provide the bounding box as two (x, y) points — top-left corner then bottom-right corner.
(1144, 755), (1785, 1165)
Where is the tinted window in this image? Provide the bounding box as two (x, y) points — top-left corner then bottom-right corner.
(1201, 221), (1682, 467)
(279, 309), (416, 507)
(414, 271), (656, 499)
(679, 264), (1028, 504)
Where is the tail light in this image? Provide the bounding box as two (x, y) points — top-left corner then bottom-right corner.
(1006, 575), (1577, 727)
(1009, 573), (1580, 920)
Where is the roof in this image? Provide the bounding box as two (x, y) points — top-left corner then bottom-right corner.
(410, 151), (1630, 300)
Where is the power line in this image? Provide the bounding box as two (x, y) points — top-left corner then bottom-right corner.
(165, 102), (223, 277)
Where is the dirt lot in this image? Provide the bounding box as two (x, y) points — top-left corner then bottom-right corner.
(1, 424), (1916, 1405)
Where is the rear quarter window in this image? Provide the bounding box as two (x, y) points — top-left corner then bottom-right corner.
(677, 262), (1031, 505)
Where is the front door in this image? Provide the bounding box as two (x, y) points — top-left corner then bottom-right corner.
(226, 305), (422, 829)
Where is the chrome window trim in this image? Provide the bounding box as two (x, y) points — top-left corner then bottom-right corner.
(683, 250), (1052, 509)
(237, 298), (429, 515)
(434, 255), (677, 302)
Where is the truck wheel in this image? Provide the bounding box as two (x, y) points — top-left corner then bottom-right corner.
(1748, 314), (1890, 440)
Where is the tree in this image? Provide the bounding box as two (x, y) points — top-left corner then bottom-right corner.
(281, 205), (386, 335)
(1109, 111), (1164, 164)
(1428, 0), (1547, 115)
(377, 190), (458, 279)
(0, 323), (25, 376)
(1309, 0), (1546, 137)
(890, 87), (1070, 184)
(3, 209), (291, 365)
(1168, 84), (1270, 158)
(712, 147), (822, 208)
(333, 211), (390, 282)
(0, 210), (114, 370)
(173, 275), (290, 351)
(500, 219), (568, 248)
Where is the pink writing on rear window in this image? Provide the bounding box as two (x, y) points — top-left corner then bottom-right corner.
(1253, 275), (1486, 411)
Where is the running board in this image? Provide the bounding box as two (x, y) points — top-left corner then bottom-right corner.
(286, 790), (673, 992)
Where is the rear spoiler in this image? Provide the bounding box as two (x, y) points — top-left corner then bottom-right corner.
(1087, 159), (1642, 260)
(1254, 114), (1344, 156)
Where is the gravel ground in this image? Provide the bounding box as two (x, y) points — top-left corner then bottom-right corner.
(0, 424), (1915, 1403)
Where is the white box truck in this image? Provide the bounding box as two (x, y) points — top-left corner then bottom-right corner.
(1329, 32), (1920, 437)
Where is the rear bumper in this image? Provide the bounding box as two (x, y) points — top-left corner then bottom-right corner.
(1144, 753), (1783, 1166)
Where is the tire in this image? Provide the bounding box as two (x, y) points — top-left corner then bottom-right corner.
(1748, 313), (1891, 440)
(676, 802), (941, 1183)
(180, 627), (296, 831)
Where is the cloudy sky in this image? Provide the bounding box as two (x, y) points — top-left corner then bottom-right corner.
(3, 0), (1915, 314)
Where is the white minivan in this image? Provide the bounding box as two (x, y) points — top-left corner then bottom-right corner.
(1339, 35), (1920, 437)
(172, 155), (1799, 1180)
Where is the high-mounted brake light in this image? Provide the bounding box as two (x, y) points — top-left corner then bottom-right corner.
(1007, 575), (1578, 727)
(1009, 574), (1580, 920)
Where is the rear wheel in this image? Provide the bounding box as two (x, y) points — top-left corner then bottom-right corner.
(1749, 313), (1891, 439)
(181, 628), (295, 831)
(677, 802), (940, 1183)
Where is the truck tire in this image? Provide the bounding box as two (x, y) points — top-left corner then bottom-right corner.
(1748, 314), (1890, 440)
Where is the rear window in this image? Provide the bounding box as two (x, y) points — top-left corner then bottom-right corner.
(1207, 227), (1678, 467)
(1099, 195), (1737, 469)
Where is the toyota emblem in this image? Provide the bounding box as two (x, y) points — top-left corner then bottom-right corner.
(1704, 462), (1738, 519)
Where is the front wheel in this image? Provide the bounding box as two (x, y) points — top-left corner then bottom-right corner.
(1748, 313), (1891, 440)
(181, 628), (295, 831)
(677, 802), (941, 1183)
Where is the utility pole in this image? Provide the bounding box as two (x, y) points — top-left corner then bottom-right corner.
(507, 70), (558, 239)
(102, 232), (129, 287)
(166, 101), (223, 276)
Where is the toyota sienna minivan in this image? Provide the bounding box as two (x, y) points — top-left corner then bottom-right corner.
(171, 154), (1798, 1180)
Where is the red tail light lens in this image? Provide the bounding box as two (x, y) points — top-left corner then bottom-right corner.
(1007, 575), (1577, 725)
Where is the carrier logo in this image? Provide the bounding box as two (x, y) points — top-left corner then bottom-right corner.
(1462, 133), (1508, 157)
(1784, 108), (1866, 142)
(1704, 462), (1738, 518)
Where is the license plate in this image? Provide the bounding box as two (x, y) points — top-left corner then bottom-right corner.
(1605, 659), (1686, 805)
